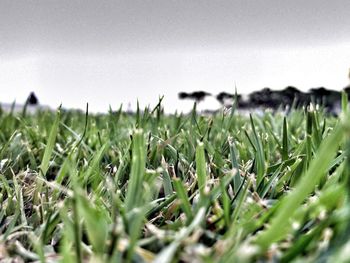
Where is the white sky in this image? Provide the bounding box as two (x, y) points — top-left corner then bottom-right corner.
(1, 1), (350, 113)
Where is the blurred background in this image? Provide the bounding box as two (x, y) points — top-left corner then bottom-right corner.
(1, 0), (350, 113)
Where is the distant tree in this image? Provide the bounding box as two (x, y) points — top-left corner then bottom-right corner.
(26, 92), (39, 105)
(281, 86), (301, 98)
(248, 87), (280, 109)
(309, 87), (340, 109)
(344, 86), (350, 96)
(190, 91), (211, 102)
(278, 86), (304, 107)
(214, 85), (341, 113)
(178, 92), (189, 100)
(216, 92), (244, 108)
(309, 87), (330, 98)
(341, 69), (350, 100)
(216, 92), (234, 104)
(178, 91), (211, 103)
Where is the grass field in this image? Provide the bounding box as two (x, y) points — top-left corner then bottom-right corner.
(1, 97), (350, 263)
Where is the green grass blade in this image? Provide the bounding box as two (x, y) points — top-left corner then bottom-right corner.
(282, 117), (289, 161)
(125, 129), (146, 212)
(229, 137), (242, 194)
(153, 207), (206, 263)
(256, 122), (345, 249)
(40, 106), (61, 177)
(250, 114), (266, 185)
(196, 141), (207, 199)
(173, 178), (193, 222)
(342, 91), (348, 114)
(77, 193), (109, 255)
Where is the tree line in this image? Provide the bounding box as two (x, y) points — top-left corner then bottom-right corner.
(178, 86), (350, 112)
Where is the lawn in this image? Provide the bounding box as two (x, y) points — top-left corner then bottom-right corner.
(1, 97), (350, 262)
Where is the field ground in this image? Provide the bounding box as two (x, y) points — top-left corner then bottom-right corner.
(1, 99), (350, 262)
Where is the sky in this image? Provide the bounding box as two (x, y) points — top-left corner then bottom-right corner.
(1, 0), (350, 113)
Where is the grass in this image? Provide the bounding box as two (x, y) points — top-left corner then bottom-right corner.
(1, 98), (350, 262)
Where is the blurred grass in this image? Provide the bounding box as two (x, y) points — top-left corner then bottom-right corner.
(0, 100), (350, 262)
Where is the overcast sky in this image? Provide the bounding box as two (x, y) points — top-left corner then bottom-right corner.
(1, 0), (350, 112)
